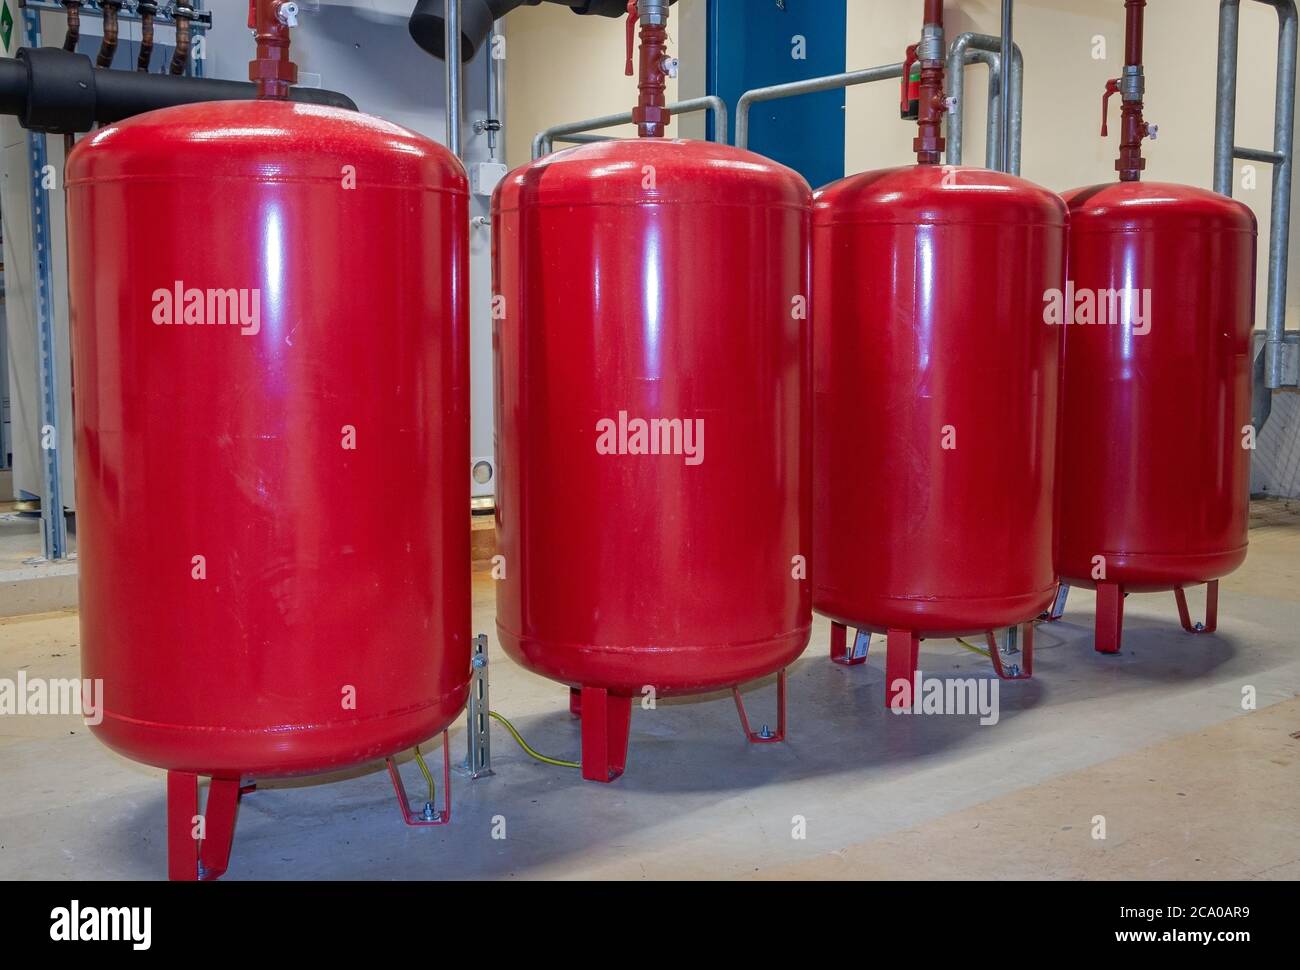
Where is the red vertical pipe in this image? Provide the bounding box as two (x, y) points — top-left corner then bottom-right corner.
(628, 1), (671, 138)
(248, 0), (298, 100)
(1125, 0), (1145, 63)
(914, 0), (946, 164)
(1116, 0), (1148, 181)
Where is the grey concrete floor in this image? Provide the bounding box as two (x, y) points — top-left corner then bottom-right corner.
(1, 502), (1298, 880)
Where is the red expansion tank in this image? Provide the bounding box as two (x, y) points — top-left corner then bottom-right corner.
(1055, 182), (1256, 651)
(66, 99), (471, 876)
(813, 164), (1067, 705)
(492, 138), (812, 782)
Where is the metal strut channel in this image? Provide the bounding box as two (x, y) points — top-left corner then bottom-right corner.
(22, 9), (67, 562)
(1214, 0), (1298, 428)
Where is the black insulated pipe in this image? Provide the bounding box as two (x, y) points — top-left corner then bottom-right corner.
(0, 48), (358, 135)
(410, 0), (530, 61)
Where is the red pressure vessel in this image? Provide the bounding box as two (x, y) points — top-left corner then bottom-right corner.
(67, 100), (471, 871)
(812, 165), (1066, 704)
(492, 139), (812, 781)
(1055, 182), (1256, 651)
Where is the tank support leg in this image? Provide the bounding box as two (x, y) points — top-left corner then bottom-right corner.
(385, 730), (453, 826)
(569, 687), (582, 718)
(732, 668), (787, 743)
(1095, 582), (1124, 654)
(885, 628), (921, 709)
(167, 771), (200, 881)
(580, 688), (632, 783)
(197, 777), (242, 881)
(1041, 583), (1069, 621)
(167, 772), (244, 881)
(984, 624), (1033, 679)
(830, 621), (870, 666)
(1175, 581), (1219, 634)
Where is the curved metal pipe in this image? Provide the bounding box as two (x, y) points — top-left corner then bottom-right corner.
(533, 95), (728, 159)
(946, 32), (1023, 173)
(736, 63), (903, 152)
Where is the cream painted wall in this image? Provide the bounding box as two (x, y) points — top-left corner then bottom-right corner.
(504, 3), (681, 165)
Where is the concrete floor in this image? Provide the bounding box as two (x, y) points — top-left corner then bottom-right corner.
(1, 501), (1298, 880)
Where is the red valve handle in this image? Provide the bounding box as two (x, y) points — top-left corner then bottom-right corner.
(1101, 78), (1121, 137)
(248, 0), (255, 28)
(625, 0), (639, 77)
(901, 43), (919, 113)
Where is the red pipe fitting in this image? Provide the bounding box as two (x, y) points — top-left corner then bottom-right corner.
(912, 0), (946, 165)
(627, 0), (671, 138)
(1111, 0), (1149, 181)
(248, 0), (299, 100)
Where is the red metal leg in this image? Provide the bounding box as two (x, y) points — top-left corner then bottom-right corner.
(580, 687), (633, 783)
(1095, 582), (1124, 654)
(1175, 581), (1219, 634)
(984, 624), (1033, 679)
(385, 730), (453, 826)
(885, 628), (920, 709)
(167, 771), (200, 882)
(732, 668), (787, 743)
(569, 686), (582, 718)
(830, 621), (869, 666)
(198, 777), (242, 881)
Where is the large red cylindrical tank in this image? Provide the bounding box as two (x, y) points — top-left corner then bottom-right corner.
(492, 139), (812, 780)
(812, 165), (1067, 702)
(1055, 182), (1256, 651)
(67, 100), (471, 780)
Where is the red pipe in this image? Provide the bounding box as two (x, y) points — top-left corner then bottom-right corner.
(913, 0), (946, 164)
(1125, 0), (1145, 64)
(626, 1), (671, 138)
(248, 0), (298, 100)
(1115, 0), (1148, 181)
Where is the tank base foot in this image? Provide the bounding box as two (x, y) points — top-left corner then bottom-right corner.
(1040, 583), (1069, 622)
(830, 621), (870, 666)
(569, 687), (582, 719)
(732, 668), (787, 743)
(385, 730), (453, 826)
(1095, 582), (1125, 654)
(985, 624), (1034, 679)
(580, 688), (632, 783)
(1175, 581), (1219, 634)
(886, 628), (921, 709)
(167, 771), (243, 882)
